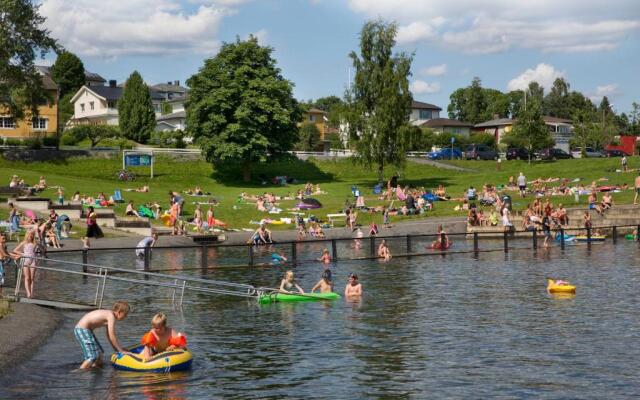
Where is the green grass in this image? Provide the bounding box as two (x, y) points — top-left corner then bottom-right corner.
(0, 155), (638, 232)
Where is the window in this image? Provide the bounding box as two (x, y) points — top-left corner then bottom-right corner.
(32, 117), (48, 130)
(419, 110), (432, 120)
(80, 103), (85, 112)
(90, 101), (94, 110)
(0, 117), (16, 129)
(308, 115), (316, 122)
(107, 100), (117, 109)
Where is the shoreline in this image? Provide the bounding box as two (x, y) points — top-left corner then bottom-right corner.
(0, 302), (62, 373)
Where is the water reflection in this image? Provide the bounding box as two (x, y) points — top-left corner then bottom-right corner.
(1, 242), (639, 398)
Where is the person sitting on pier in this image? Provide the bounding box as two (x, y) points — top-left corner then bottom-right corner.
(279, 270), (304, 294)
(140, 313), (187, 362)
(251, 224), (272, 245)
(601, 192), (613, 212)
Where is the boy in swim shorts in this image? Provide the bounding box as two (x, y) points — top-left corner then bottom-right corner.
(74, 301), (131, 369)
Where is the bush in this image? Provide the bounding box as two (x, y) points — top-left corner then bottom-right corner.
(66, 125), (121, 148)
(434, 132), (468, 148)
(23, 137), (42, 149)
(296, 122), (321, 151)
(325, 132), (344, 150)
(118, 138), (133, 150)
(60, 132), (79, 146)
(42, 136), (59, 147)
(151, 129), (186, 148)
(468, 132), (496, 148)
(5, 138), (22, 146)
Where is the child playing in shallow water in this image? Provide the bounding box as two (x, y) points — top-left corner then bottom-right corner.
(74, 301), (131, 369)
(318, 248), (331, 264)
(279, 271), (304, 294)
(345, 273), (362, 297)
(140, 313), (187, 362)
(311, 270), (333, 293)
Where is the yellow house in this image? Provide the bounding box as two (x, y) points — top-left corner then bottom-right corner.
(0, 72), (58, 139)
(300, 107), (327, 140)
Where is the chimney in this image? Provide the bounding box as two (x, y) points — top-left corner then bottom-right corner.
(109, 80), (117, 88)
(174, 80), (180, 86)
(167, 81), (172, 85)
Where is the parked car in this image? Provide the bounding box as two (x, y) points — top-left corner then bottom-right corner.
(604, 149), (627, 157)
(465, 144), (498, 160)
(506, 147), (530, 160)
(537, 148), (573, 160)
(571, 147), (605, 158)
(427, 148), (462, 160)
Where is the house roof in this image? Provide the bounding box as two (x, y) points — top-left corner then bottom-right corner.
(157, 110), (186, 121)
(36, 65), (106, 84)
(89, 85), (123, 100)
(305, 107), (327, 114)
(543, 116), (572, 124)
(411, 100), (442, 111)
(150, 90), (167, 101)
(474, 118), (514, 128)
(167, 95), (187, 104)
(421, 118), (474, 128)
(151, 83), (188, 93)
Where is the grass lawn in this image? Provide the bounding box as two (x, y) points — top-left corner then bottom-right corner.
(0, 154), (638, 232)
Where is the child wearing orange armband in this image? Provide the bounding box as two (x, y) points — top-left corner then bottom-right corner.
(140, 313), (187, 362)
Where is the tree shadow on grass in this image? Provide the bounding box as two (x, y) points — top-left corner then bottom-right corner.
(349, 177), (454, 193)
(211, 154), (336, 188)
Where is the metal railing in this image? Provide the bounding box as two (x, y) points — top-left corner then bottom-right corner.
(13, 255), (262, 308)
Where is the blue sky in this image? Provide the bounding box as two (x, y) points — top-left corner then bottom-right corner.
(40, 0), (640, 115)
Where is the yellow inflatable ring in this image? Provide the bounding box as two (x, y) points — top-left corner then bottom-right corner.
(111, 345), (193, 372)
(546, 278), (576, 294)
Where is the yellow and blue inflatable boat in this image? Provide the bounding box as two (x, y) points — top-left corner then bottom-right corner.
(111, 345), (193, 372)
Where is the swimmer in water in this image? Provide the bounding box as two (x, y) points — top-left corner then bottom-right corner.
(270, 250), (287, 265)
(345, 273), (362, 297)
(318, 248), (331, 264)
(377, 239), (391, 261)
(310, 270), (333, 293)
(279, 270), (304, 294)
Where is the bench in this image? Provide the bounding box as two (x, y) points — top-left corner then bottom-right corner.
(0, 186), (28, 198)
(327, 213), (347, 227)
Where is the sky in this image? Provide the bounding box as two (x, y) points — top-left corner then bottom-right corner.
(38, 0), (640, 115)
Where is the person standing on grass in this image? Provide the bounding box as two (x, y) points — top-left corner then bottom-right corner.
(621, 155), (628, 172)
(634, 172), (640, 205)
(517, 172), (527, 198)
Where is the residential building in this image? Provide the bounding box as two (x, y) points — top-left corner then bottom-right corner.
(155, 95), (187, 131)
(35, 66), (107, 87)
(69, 80), (122, 126)
(420, 118), (473, 136)
(410, 100), (441, 126)
(0, 71), (58, 139)
(301, 107), (328, 140)
(473, 116), (574, 152)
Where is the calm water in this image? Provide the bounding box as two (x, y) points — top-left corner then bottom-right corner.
(1, 239), (639, 399)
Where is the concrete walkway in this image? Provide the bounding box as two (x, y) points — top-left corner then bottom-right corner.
(408, 157), (475, 172)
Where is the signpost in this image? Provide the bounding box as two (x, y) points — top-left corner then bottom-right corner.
(123, 150), (154, 178)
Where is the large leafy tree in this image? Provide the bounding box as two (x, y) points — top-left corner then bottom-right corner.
(296, 122), (321, 151)
(510, 89), (553, 162)
(50, 51), (84, 97)
(186, 36), (300, 181)
(0, 0), (59, 119)
(543, 77), (571, 118)
(345, 20), (413, 180)
(118, 71), (156, 144)
(447, 78), (509, 123)
(629, 102), (640, 136)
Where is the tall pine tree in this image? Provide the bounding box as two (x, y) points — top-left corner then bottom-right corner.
(51, 51), (85, 97)
(118, 71), (155, 144)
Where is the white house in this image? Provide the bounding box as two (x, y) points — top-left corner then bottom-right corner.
(155, 95), (187, 131)
(410, 100), (441, 126)
(473, 116), (574, 152)
(69, 80), (122, 126)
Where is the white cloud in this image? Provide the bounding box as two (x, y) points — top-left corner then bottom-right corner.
(420, 64), (447, 76)
(595, 84), (620, 96)
(40, 0), (243, 57)
(410, 80), (441, 94)
(507, 63), (564, 91)
(348, 0), (640, 54)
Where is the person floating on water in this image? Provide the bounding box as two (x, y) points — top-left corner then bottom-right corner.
(377, 239), (391, 261)
(279, 270), (304, 294)
(271, 250), (287, 265)
(74, 301), (131, 370)
(311, 270), (333, 293)
(140, 313), (187, 362)
(318, 248), (332, 264)
(345, 273), (362, 298)
(135, 232), (158, 259)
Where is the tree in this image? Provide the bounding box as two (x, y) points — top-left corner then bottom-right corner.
(66, 125), (120, 148)
(527, 81), (544, 105)
(186, 36), (300, 182)
(0, 0), (59, 119)
(511, 91), (553, 162)
(161, 101), (172, 115)
(447, 79), (508, 123)
(118, 71), (156, 143)
(507, 90), (525, 118)
(484, 89), (510, 120)
(50, 51), (85, 98)
(345, 20), (413, 181)
(58, 92), (74, 129)
(543, 77), (571, 118)
(313, 96), (343, 112)
(630, 102), (640, 136)
(296, 122), (321, 151)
